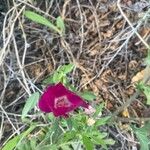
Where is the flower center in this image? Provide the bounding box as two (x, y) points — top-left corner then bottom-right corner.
(54, 96), (71, 109)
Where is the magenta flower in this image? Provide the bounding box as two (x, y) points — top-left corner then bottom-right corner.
(38, 83), (89, 117)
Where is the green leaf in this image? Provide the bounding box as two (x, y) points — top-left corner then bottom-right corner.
(53, 71), (64, 83)
(51, 119), (63, 143)
(58, 64), (74, 75)
(30, 138), (37, 150)
(91, 132), (114, 149)
(22, 92), (40, 119)
(145, 50), (150, 66)
(37, 144), (57, 150)
(91, 132), (107, 139)
(17, 139), (31, 150)
(43, 75), (54, 85)
(2, 134), (20, 150)
(82, 134), (94, 150)
(104, 139), (115, 145)
(66, 118), (73, 130)
(60, 145), (72, 150)
(131, 122), (150, 150)
(44, 64), (74, 84)
(24, 11), (60, 34)
(94, 102), (104, 117)
(47, 113), (54, 122)
(52, 64), (74, 83)
(137, 82), (150, 105)
(2, 126), (36, 150)
(68, 85), (77, 92)
(72, 142), (82, 149)
(95, 116), (111, 127)
(136, 81), (144, 90)
(142, 86), (150, 105)
(80, 91), (96, 101)
(60, 131), (76, 143)
(56, 16), (65, 34)
(92, 136), (108, 149)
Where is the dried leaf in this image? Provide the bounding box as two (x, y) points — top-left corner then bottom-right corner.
(131, 69), (145, 83)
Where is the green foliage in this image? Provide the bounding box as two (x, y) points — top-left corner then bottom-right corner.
(61, 130), (77, 142)
(142, 85), (150, 105)
(132, 51), (150, 149)
(94, 102), (104, 117)
(56, 16), (65, 34)
(53, 71), (64, 83)
(22, 92), (40, 119)
(2, 63), (114, 150)
(58, 64), (74, 74)
(17, 138), (34, 150)
(95, 116), (111, 127)
(2, 126), (36, 150)
(43, 64), (74, 85)
(38, 67), (112, 148)
(2, 134), (20, 150)
(43, 64), (97, 104)
(24, 11), (65, 35)
(62, 105), (115, 150)
(82, 134), (94, 150)
(137, 82), (150, 105)
(131, 122), (150, 150)
(80, 91), (96, 101)
(136, 50), (150, 105)
(37, 144), (57, 150)
(9, 103), (113, 150)
(43, 75), (54, 85)
(145, 50), (150, 66)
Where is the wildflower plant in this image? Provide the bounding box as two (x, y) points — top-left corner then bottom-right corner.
(38, 82), (89, 117)
(24, 11), (65, 35)
(2, 64), (114, 150)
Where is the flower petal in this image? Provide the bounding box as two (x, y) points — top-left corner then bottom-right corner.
(38, 83), (89, 117)
(38, 98), (52, 112)
(66, 90), (89, 109)
(38, 85), (54, 112)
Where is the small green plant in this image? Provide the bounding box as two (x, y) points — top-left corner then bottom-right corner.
(24, 10), (65, 35)
(21, 92), (40, 120)
(132, 51), (150, 150)
(131, 122), (150, 150)
(137, 81), (150, 105)
(2, 64), (114, 150)
(43, 64), (74, 85)
(2, 125), (36, 150)
(136, 51), (150, 105)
